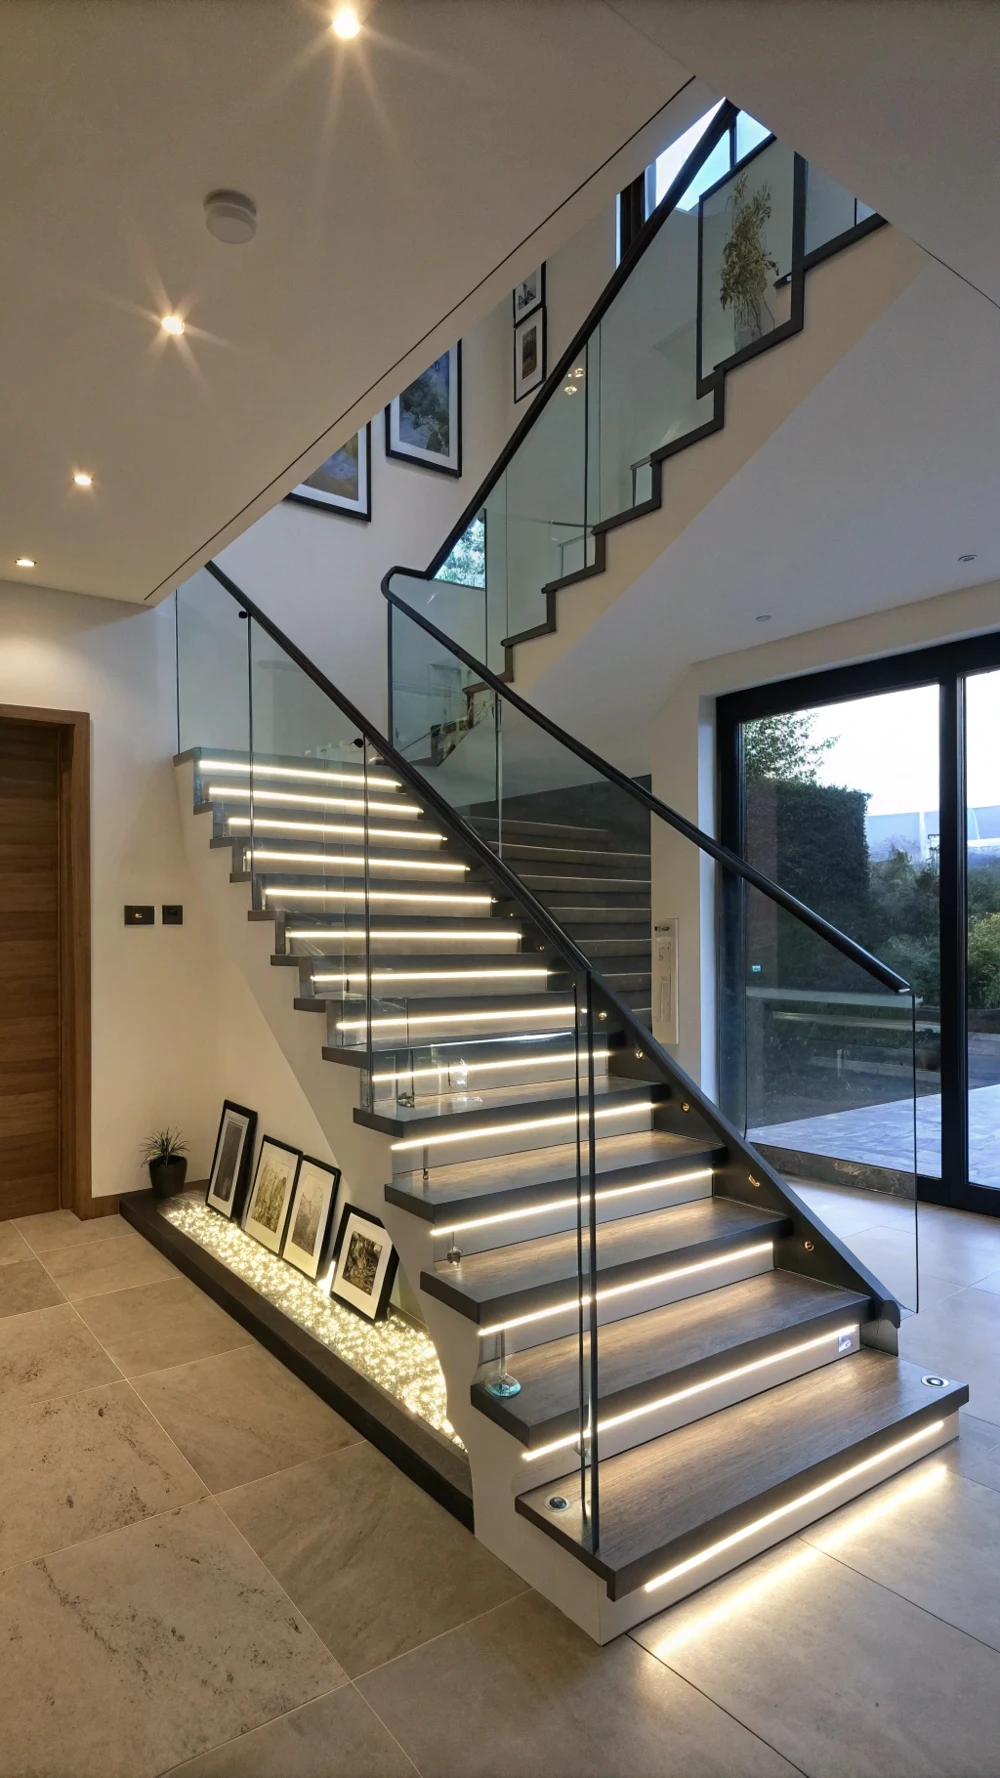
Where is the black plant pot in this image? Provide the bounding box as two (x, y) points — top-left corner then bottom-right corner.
(148, 1157), (188, 1200)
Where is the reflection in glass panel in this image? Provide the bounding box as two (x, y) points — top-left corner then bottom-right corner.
(741, 685), (940, 1186)
(965, 669), (1000, 1188)
(700, 140), (796, 376)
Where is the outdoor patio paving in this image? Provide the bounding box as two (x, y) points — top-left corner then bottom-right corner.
(751, 1082), (1000, 1188)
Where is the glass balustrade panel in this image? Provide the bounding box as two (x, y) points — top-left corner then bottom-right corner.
(700, 138), (797, 379)
(175, 568), (250, 757)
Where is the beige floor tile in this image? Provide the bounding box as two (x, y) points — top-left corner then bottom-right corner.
(76, 1277), (255, 1377)
(0, 1252), (66, 1320)
(0, 1496), (343, 1778)
(634, 1534), (1000, 1778)
(0, 1378), (204, 1569)
(134, 1343), (362, 1493)
(0, 1300), (120, 1405)
(40, 1224), (179, 1300)
(358, 1589), (797, 1778)
(14, 1206), (134, 1255)
(166, 1683), (415, 1777)
(0, 1222), (30, 1267)
(804, 1455), (1000, 1651)
(219, 1441), (526, 1677)
(943, 1409), (1000, 1491)
(900, 1283), (1000, 1423)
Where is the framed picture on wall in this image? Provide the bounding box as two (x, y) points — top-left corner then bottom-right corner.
(512, 264), (545, 324)
(513, 309), (546, 402)
(281, 1155), (341, 1280)
(329, 1204), (398, 1321)
(205, 1100), (257, 1220)
(243, 1136), (301, 1254)
(385, 344), (462, 477)
(285, 425), (371, 521)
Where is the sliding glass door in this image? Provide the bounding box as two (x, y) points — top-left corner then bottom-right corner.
(719, 630), (1000, 1214)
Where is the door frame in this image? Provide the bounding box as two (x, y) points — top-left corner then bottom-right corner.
(716, 628), (1000, 1216)
(0, 705), (93, 1218)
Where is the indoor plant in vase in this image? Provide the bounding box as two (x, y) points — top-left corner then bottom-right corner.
(719, 170), (779, 351)
(141, 1128), (188, 1199)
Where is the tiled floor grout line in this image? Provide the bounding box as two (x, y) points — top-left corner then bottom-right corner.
(349, 1586), (534, 1686)
(346, 1678), (427, 1778)
(625, 1635), (814, 1778)
(797, 1527), (1000, 1662)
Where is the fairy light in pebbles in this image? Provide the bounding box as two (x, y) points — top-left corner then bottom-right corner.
(159, 1196), (461, 1447)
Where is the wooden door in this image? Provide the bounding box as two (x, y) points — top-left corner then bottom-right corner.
(0, 718), (60, 1218)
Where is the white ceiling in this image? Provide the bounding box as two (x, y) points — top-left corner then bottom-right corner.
(611, 0), (1000, 304)
(0, 0), (694, 604)
(531, 259), (1000, 765)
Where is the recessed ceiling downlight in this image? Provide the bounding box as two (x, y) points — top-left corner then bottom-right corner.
(15, 557), (35, 569)
(204, 190), (258, 245)
(73, 471), (93, 488)
(161, 314), (185, 337)
(332, 6), (361, 37)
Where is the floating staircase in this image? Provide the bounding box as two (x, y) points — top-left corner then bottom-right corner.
(177, 736), (965, 1643)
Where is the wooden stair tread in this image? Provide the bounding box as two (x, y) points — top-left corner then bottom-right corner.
(516, 1354), (968, 1597)
(387, 1130), (720, 1222)
(474, 1269), (874, 1441)
(356, 1077), (657, 1140)
(422, 1196), (789, 1321)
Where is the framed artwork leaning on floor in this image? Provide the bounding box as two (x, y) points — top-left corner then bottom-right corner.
(243, 1136), (301, 1255)
(281, 1155), (341, 1280)
(205, 1100), (257, 1221)
(330, 1204), (398, 1321)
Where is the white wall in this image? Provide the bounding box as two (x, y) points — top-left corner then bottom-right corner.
(650, 577), (1000, 1089)
(214, 204), (616, 732)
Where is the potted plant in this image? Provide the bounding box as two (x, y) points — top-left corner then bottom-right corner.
(719, 171), (779, 350)
(141, 1128), (188, 1199)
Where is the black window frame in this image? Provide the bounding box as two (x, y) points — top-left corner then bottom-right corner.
(717, 626), (1000, 1217)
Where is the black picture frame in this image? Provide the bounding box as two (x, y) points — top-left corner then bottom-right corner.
(513, 308), (546, 403)
(385, 343), (462, 478)
(512, 264), (545, 325)
(242, 1135), (302, 1255)
(285, 424), (371, 522)
(281, 1154), (341, 1281)
(205, 1100), (257, 1221)
(329, 1202), (398, 1322)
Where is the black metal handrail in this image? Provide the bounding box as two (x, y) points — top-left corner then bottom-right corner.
(382, 574), (910, 996)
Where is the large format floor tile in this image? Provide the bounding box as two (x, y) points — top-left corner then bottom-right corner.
(134, 1343), (363, 1493)
(803, 1456), (1000, 1652)
(900, 1282), (1000, 1424)
(0, 1300), (120, 1405)
(0, 1222), (30, 1266)
(0, 1252), (65, 1320)
(635, 1534), (1000, 1778)
(167, 1683), (416, 1778)
(219, 1441), (526, 1677)
(945, 1409), (1000, 1491)
(0, 1497), (344, 1778)
(76, 1276), (255, 1377)
(0, 1379), (203, 1569)
(15, 1206), (134, 1256)
(358, 1589), (797, 1778)
(40, 1223), (178, 1300)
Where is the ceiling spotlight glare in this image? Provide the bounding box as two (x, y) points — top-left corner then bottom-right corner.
(72, 471), (93, 488)
(332, 6), (361, 36)
(15, 557), (35, 569)
(161, 314), (185, 337)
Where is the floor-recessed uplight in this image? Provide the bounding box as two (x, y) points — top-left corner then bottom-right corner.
(15, 557), (35, 569)
(332, 5), (361, 36)
(161, 314), (185, 337)
(72, 471), (93, 488)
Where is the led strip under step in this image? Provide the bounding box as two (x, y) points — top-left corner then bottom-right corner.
(373, 1046), (611, 1087)
(315, 967), (549, 988)
(228, 817), (445, 845)
(266, 887), (492, 908)
(288, 926), (522, 943)
(392, 1100), (655, 1153)
(521, 1322), (859, 1461)
(431, 1164), (711, 1239)
(209, 785), (421, 817)
(338, 1004), (578, 1034)
(198, 758), (401, 791)
(479, 1242), (774, 1338)
(247, 849), (467, 875)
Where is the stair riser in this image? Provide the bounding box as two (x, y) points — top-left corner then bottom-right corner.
(223, 821), (445, 850)
(287, 933), (525, 956)
(504, 1329), (864, 1491)
(207, 791), (424, 820)
(390, 1103), (655, 1175)
(477, 1246), (776, 1357)
(244, 855), (468, 880)
(370, 1055), (600, 1104)
(430, 1171), (713, 1256)
(309, 973), (553, 1003)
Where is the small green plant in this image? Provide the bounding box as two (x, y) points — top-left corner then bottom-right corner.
(140, 1127), (187, 1165)
(719, 171), (779, 339)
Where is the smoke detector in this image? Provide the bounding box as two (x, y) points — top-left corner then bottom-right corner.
(204, 190), (258, 245)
